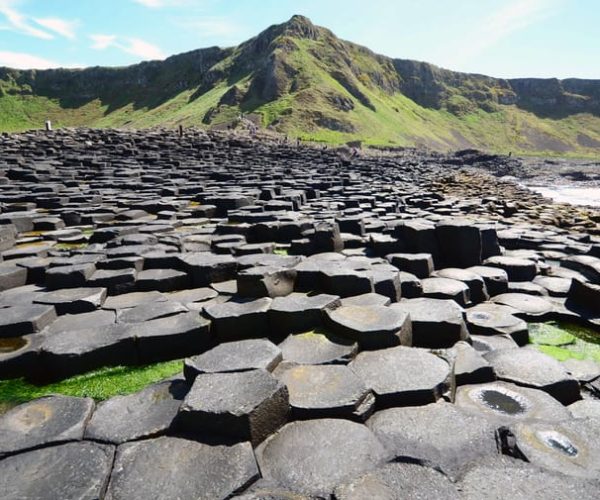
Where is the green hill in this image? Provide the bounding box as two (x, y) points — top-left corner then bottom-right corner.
(1, 15), (599, 156)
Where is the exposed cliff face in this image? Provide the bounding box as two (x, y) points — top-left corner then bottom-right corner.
(0, 47), (230, 106)
(0, 15), (598, 155)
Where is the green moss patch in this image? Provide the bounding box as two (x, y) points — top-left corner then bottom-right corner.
(0, 360), (183, 408)
(529, 321), (600, 362)
(529, 323), (576, 346)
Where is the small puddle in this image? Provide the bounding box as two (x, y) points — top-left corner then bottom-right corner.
(477, 388), (528, 415)
(537, 430), (579, 457)
(0, 337), (28, 354)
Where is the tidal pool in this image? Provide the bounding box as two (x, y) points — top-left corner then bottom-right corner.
(529, 321), (600, 362)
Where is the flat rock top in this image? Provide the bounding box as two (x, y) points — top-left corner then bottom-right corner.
(334, 461), (460, 500)
(326, 305), (408, 332)
(85, 380), (188, 444)
(367, 402), (499, 478)
(350, 346), (451, 395)
(458, 456), (600, 500)
(276, 364), (369, 409)
(106, 436), (258, 500)
(0, 395), (94, 455)
(268, 292), (340, 312)
(185, 339), (282, 374)
(255, 419), (390, 496)
(278, 331), (357, 365)
(392, 298), (463, 322)
(182, 369), (284, 415)
(455, 381), (571, 423)
(491, 293), (553, 315)
(205, 298), (272, 318)
(485, 348), (576, 387)
(0, 441), (114, 500)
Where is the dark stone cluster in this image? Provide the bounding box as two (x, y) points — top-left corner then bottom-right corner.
(0, 129), (599, 499)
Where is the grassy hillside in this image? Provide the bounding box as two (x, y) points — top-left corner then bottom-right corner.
(1, 15), (599, 157)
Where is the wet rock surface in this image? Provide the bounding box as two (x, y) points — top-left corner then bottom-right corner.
(0, 129), (599, 497)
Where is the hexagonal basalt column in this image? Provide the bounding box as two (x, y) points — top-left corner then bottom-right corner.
(325, 305), (412, 349)
(255, 419), (390, 497)
(177, 369), (289, 445)
(275, 363), (375, 421)
(350, 346), (452, 408)
(105, 437), (258, 500)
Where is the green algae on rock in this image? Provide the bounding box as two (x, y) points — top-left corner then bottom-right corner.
(529, 322), (600, 363)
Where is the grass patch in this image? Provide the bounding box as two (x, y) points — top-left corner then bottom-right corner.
(529, 321), (600, 362)
(274, 248), (289, 256)
(54, 243), (89, 251)
(0, 359), (183, 408)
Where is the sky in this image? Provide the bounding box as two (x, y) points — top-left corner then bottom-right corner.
(0, 0), (598, 79)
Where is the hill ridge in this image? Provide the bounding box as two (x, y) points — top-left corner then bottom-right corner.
(1, 15), (599, 156)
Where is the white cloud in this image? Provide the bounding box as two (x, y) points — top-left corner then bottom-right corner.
(133, 0), (188, 8)
(34, 17), (78, 39)
(90, 34), (166, 61)
(90, 34), (117, 50)
(444, 0), (563, 68)
(0, 0), (53, 39)
(0, 50), (61, 69)
(123, 38), (166, 59)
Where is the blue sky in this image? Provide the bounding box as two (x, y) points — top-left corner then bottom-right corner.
(0, 0), (597, 79)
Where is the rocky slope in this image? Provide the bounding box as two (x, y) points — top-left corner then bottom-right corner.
(1, 15), (599, 155)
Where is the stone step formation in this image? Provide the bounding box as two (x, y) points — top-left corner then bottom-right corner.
(0, 128), (599, 498)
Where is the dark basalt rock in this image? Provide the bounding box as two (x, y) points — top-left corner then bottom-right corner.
(333, 462), (460, 500)
(421, 277), (471, 306)
(237, 266), (297, 298)
(434, 267), (489, 304)
(491, 293), (555, 320)
(435, 219), (482, 268)
(502, 419), (600, 479)
(458, 456), (600, 500)
(179, 253), (238, 286)
(367, 402), (500, 479)
(0, 395), (94, 456)
(128, 312), (212, 363)
(484, 347), (580, 404)
(392, 298), (468, 348)
(275, 363), (375, 421)
(205, 297), (272, 342)
(568, 399), (600, 419)
(465, 303), (528, 345)
(255, 419), (390, 497)
(183, 339), (282, 381)
(39, 323), (136, 380)
(455, 381), (571, 423)
(0, 441), (114, 500)
(105, 437), (259, 500)
(0, 128), (597, 496)
(324, 304), (412, 349)
(467, 266), (509, 296)
(0, 304), (57, 337)
(386, 252), (434, 279)
(484, 255), (538, 282)
(116, 299), (188, 323)
(349, 346), (452, 408)
(269, 292), (340, 336)
(278, 330), (358, 365)
(452, 340), (496, 385)
(177, 369), (289, 445)
(102, 291), (168, 310)
(84, 379), (188, 444)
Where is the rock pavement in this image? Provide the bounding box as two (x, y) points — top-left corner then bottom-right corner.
(0, 128), (599, 497)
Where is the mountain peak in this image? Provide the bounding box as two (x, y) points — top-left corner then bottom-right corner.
(280, 14), (320, 40)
